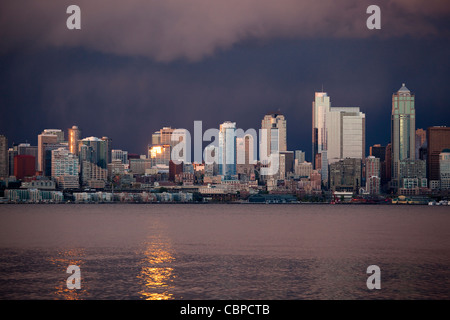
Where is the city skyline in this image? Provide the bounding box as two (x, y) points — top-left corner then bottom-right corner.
(1, 2), (450, 157)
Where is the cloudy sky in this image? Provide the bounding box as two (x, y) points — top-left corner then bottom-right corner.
(1, 0), (450, 160)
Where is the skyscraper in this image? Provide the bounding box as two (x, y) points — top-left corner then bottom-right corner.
(79, 137), (108, 169)
(37, 133), (58, 172)
(111, 149), (129, 165)
(42, 129), (65, 142)
(327, 106), (366, 164)
(218, 121), (237, 178)
(365, 156), (381, 195)
(440, 150), (450, 190)
(51, 148), (79, 177)
(295, 150), (306, 163)
(261, 112), (287, 157)
(0, 135), (8, 179)
(427, 126), (450, 183)
(68, 125), (81, 156)
(312, 92), (330, 166)
(415, 128), (426, 160)
(311, 91), (365, 186)
(391, 83), (416, 190)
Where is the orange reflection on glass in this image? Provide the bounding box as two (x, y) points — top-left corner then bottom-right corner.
(138, 241), (176, 300)
(49, 248), (88, 300)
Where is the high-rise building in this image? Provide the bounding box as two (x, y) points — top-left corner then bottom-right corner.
(261, 112), (287, 157)
(17, 143), (38, 169)
(385, 143), (392, 184)
(44, 143), (68, 176)
(370, 144), (386, 186)
(279, 151), (294, 179)
(14, 155), (36, 180)
(427, 126), (450, 183)
(415, 128), (426, 160)
(0, 135), (9, 179)
(41, 129), (65, 142)
(295, 150), (306, 163)
(365, 156), (380, 195)
(312, 92), (330, 166)
(79, 137), (108, 169)
(111, 149), (129, 165)
(370, 144), (386, 162)
(101, 137), (112, 164)
(440, 149), (450, 190)
(311, 91), (365, 186)
(8, 147), (17, 177)
(327, 106), (366, 164)
(219, 121), (237, 178)
(151, 131), (161, 145)
(149, 144), (171, 167)
(51, 147), (79, 178)
(391, 83), (416, 191)
(68, 125), (81, 156)
(236, 135), (255, 179)
(37, 133), (58, 172)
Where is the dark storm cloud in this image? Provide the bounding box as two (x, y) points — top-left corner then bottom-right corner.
(1, 0), (449, 61)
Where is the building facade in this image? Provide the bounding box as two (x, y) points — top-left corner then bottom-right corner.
(0, 135), (9, 179)
(427, 126), (450, 184)
(391, 84), (416, 191)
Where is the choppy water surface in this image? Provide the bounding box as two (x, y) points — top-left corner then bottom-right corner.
(0, 204), (449, 300)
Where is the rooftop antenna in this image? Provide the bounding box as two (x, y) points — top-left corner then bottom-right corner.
(321, 84), (324, 92)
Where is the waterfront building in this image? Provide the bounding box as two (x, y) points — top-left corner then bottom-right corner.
(391, 84), (416, 191)
(329, 158), (362, 193)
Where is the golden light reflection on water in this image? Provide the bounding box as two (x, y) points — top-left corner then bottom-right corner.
(138, 240), (176, 300)
(49, 248), (88, 300)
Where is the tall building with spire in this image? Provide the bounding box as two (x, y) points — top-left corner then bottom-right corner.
(391, 83), (416, 190)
